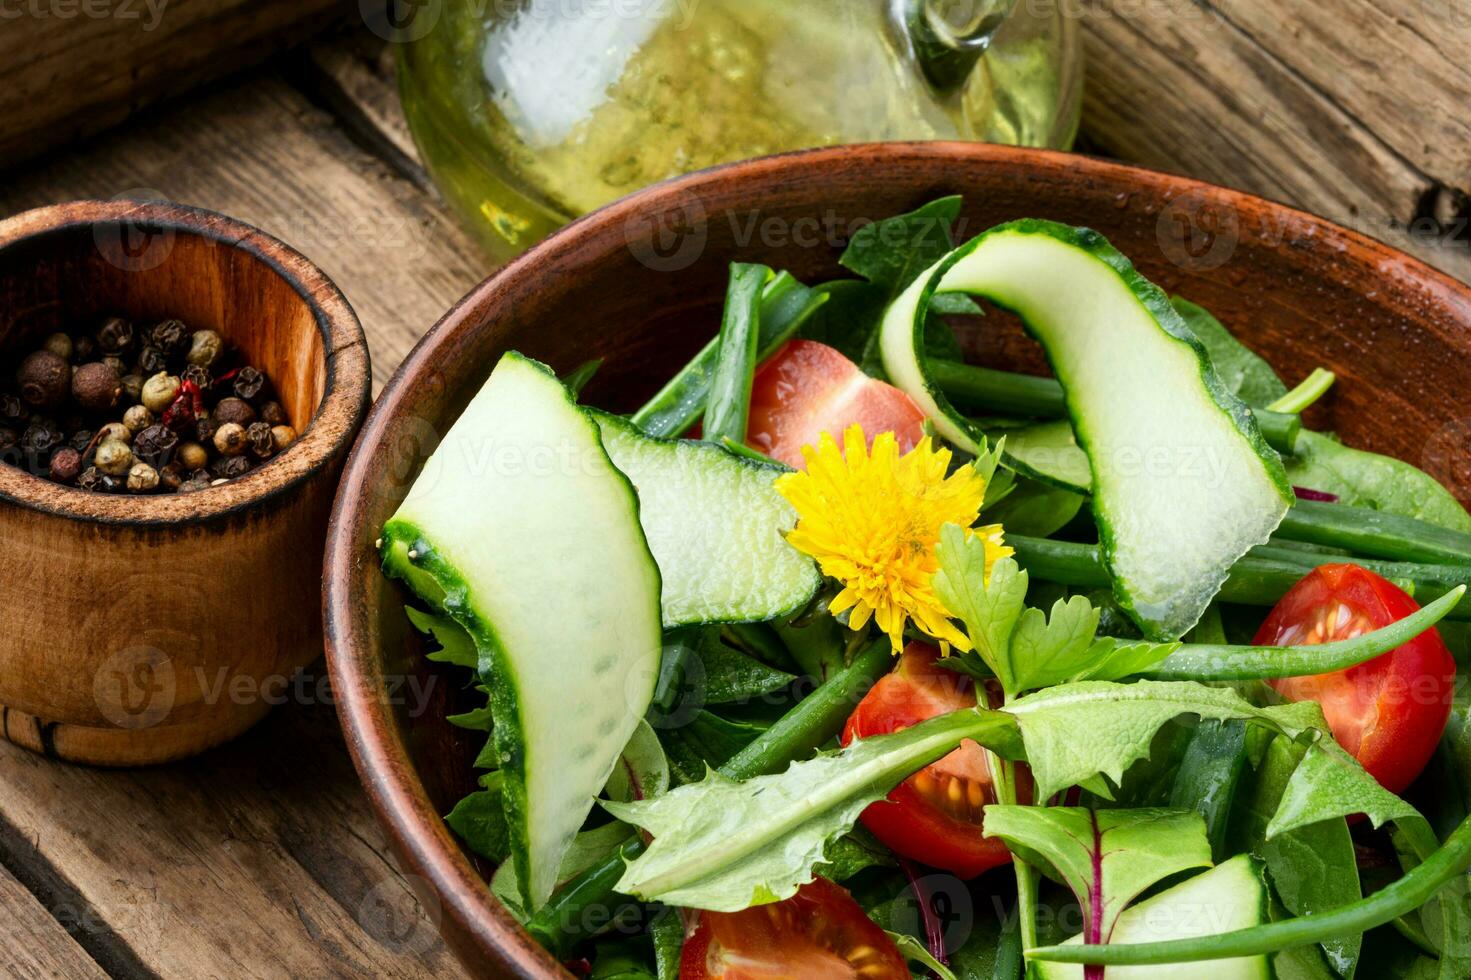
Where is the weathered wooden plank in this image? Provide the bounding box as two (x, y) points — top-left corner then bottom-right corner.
(1078, 0), (1471, 282)
(0, 0), (344, 170)
(0, 860), (110, 979)
(0, 69), (491, 389)
(0, 696), (472, 978)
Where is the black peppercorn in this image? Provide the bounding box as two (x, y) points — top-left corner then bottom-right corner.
(95, 317), (134, 355)
(132, 424), (179, 467)
(246, 421), (274, 460)
(194, 413), (217, 445)
(233, 366), (267, 402)
(210, 454), (251, 480)
(150, 319), (189, 355)
(72, 361), (122, 412)
(181, 364), (212, 390)
(0, 393), (24, 422)
(0, 426), (17, 453)
(73, 335), (95, 362)
(77, 466), (106, 491)
(158, 462), (184, 492)
(258, 401), (287, 426)
(21, 419), (62, 456)
(70, 428), (94, 453)
(214, 397), (257, 427)
(49, 447), (81, 484)
(17, 350), (70, 408)
(136, 346), (169, 375)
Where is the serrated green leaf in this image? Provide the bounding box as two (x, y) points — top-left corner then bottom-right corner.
(445, 773), (511, 864)
(1003, 681), (1309, 800)
(605, 708), (1020, 911)
(1009, 595), (1100, 689)
(492, 820), (636, 923)
(447, 702), (495, 731)
(983, 805), (1211, 946)
(407, 606), (478, 670)
(886, 931), (959, 980)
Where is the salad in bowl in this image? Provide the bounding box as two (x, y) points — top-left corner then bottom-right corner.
(374, 197), (1471, 979)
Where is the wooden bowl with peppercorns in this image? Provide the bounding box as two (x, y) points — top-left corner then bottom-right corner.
(0, 199), (370, 766)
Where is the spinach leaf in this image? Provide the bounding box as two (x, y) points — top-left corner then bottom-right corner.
(982, 806), (1211, 946)
(1168, 718), (1249, 860)
(1171, 297), (1289, 409)
(649, 906), (683, 980)
(605, 708), (1021, 911)
(1232, 734), (1362, 976)
(658, 710), (771, 784)
(445, 771), (511, 863)
(839, 196), (965, 297)
(1284, 430), (1471, 534)
(980, 476), (1086, 538)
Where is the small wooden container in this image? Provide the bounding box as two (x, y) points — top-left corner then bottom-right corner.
(0, 200), (370, 766)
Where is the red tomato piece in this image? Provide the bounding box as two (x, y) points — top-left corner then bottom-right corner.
(1257, 563), (1456, 794)
(679, 876), (909, 980)
(841, 643), (1018, 878)
(746, 340), (926, 468)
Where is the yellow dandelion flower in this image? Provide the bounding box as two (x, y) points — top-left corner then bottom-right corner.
(775, 424), (1012, 654)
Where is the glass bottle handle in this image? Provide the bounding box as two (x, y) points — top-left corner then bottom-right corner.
(903, 0), (1019, 91)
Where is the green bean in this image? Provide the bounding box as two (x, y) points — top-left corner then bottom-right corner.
(526, 639), (894, 951)
(1146, 587), (1464, 679)
(1026, 808), (1471, 967)
(1007, 536), (1471, 621)
(1276, 500), (1471, 566)
(630, 271), (825, 437)
(929, 360), (1299, 454)
(703, 263), (769, 444)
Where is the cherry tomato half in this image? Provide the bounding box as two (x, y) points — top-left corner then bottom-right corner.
(746, 340), (926, 468)
(679, 876), (909, 980)
(1257, 563), (1456, 794)
(841, 643), (1017, 878)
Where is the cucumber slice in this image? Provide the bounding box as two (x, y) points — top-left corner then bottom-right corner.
(880, 220), (1292, 639)
(1035, 854), (1271, 979)
(592, 412), (821, 626)
(381, 353), (662, 911)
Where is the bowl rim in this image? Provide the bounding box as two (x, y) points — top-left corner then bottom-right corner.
(0, 199), (372, 526)
(322, 140), (1471, 979)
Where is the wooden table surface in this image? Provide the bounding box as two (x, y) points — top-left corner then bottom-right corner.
(1, 6), (1466, 977)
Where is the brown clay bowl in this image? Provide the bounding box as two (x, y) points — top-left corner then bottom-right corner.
(0, 199), (370, 766)
(322, 143), (1471, 978)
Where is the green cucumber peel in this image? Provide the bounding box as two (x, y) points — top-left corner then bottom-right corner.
(1025, 807), (1471, 968)
(881, 220), (1292, 640)
(1144, 585), (1464, 680)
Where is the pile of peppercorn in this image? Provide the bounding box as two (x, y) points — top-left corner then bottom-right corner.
(1, 316), (298, 494)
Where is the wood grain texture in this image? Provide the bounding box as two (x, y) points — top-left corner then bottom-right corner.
(0, 862), (109, 979)
(0, 69), (491, 391)
(0, 201), (369, 766)
(1078, 0), (1471, 282)
(0, 0), (344, 169)
(0, 696), (472, 978)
